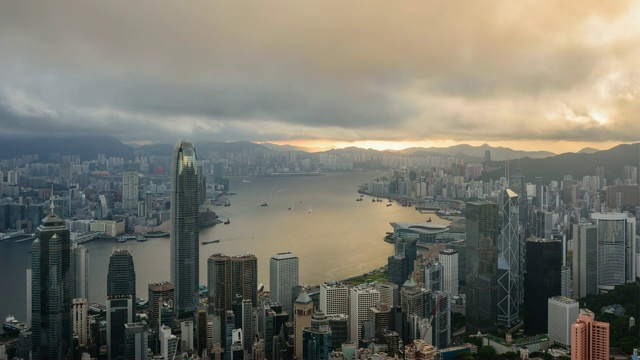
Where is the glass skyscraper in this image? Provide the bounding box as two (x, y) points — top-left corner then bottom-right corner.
(107, 247), (136, 301)
(170, 140), (200, 316)
(270, 252), (299, 315)
(465, 201), (499, 335)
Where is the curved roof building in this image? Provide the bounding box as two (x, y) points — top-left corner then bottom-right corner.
(390, 221), (449, 242)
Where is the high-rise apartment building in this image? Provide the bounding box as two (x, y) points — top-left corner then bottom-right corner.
(350, 284), (380, 345)
(107, 247), (136, 301)
(320, 281), (349, 316)
(548, 296), (579, 348)
(122, 171), (139, 210)
(591, 212), (636, 290)
(571, 309), (609, 360)
(270, 252), (299, 315)
(465, 201), (499, 335)
(572, 222), (598, 298)
(524, 238), (561, 335)
(30, 208), (74, 359)
(497, 188), (521, 328)
(171, 140), (200, 316)
(439, 249), (459, 296)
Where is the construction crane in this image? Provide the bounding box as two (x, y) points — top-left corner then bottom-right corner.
(421, 293), (446, 341)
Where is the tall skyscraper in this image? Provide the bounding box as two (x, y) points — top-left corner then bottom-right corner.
(30, 208), (74, 359)
(72, 298), (90, 347)
(591, 212), (636, 290)
(207, 254), (258, 315)
(571, 309), (610, 360)
(107, 295), (134, 360)
(122, 171), (139, 210)
(349, 284), (380, 345)
(73, 242), (90, 301)
(270, 252), (299, 315)
(547, 296), (579, 348)
(302, 310), (333, 360)
(171, 140), (200, 316)
(465, 201), (499, 335)
(294, 291), (314, 358)
(572, 222), (598, 298)
(107, 247), (136, 302)
(524, 238), (561, 335)
(320, 281), (349, 316)
(148, 281), (174, 332)
(439, 249), (459, 296)
(497, 188), (521, 328)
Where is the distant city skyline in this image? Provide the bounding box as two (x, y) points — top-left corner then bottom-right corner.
(1, 2), (640, 154)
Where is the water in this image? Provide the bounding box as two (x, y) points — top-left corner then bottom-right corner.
(0, 171), (441, 324)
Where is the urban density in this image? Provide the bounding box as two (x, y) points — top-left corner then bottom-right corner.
(0, 138), (639, 360)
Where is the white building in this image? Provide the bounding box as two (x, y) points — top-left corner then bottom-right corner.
(122, 171), (139, 210)
(269, 252), (299, 315)
(73, 298), (90, 347)
(180, 320), (194, 351)
(439, 249), (459, 296)
(349, 284), (380, 344)
(160, 324), (178, 360)
(320, 281), (349, 315)
(547, 296), (579, 347)
(374, 282), (399, 307)
(591, 212), (636, 290)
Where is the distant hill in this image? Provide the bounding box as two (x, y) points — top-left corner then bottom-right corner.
(138, 141), (271, 157)
(482, 143), (640, 183)
(577, 147), (601, 154)
(0, 135), (134, 161)
(398, 144), (555, 161)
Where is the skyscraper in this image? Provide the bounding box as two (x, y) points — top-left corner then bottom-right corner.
(591, 212), (637, 290)
(148, 281), (174, 332)
(524, 238), (561, 335)
(572, 222), (598, 298)
(107, 295), (134, 360)
(294, 291), (314, 358)
(439, 249), (459, 296)
(497, 188), (520, 328)
(350, 284), (380, 345)
(122, 170), (139, 210)
(571, 309), (610, 360)
(124, 322), (149, 360)
(547, 296), (579, 348)
(107, 247), (136, 302)
(465, 201), (499, 335)
(30, 208), (74, 359)
(207, 254), (258, 315)
(171, 140), (200, 316)
(320, 281), (349, 316)
(72, 298), (90, 347)
(302, 310), (333, 360)
(73, 242), (90, 301)
(270, 252), (299, 315)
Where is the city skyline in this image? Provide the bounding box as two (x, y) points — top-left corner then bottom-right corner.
(1, 2), (640, 154)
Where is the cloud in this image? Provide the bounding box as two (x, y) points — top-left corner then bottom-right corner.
(0, 0), (639, 149)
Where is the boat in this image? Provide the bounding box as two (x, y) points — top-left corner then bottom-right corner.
(3, 315), (27, 332)
(376, 199), (383, 202)
(387, 203), (392, 207)
(288, 206), (292, 210)
(224, 201), (231, 207)
(117, 236), (126, 243)
(202, 239), (221, 245)
(388, 199), (393, 203)
(135, 234), (147, 242)
(261, 202), (268, 207)
(242, 179), (251, 183)
(356, 198), (363, 201)
(224, 219), (230, 225)
(372, 199), (376, 202)
(426, 217), (432, 222)
(145, 231), (170, 238)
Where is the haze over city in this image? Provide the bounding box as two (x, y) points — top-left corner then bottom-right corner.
(2, 1), (640, 153)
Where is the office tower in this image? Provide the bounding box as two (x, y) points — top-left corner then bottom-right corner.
(207, 254), (258, 314)
(375, 282), (399, 308)
(73, 242), (90, 301)
(320, 281), (349, 315)
(350, 284), (381, 345)
(572, 223), (598, 298)
(107, 295), (134, 360)
(497, 188), (520, 328)
(364, 302), (391, 340)
(561, 266), (572, 298)
(571, 309), (610, 360)
(548, 296), (579, 348)
(387, 253), (409, 287)
(401, 279), (427, 319)
(423, 261), (443, 293)
(148, 281), (174, 332)
(231, 296), (254, 355)
(270, 252), (299, 315)
(326, 314), (348, 348)
(439, 249), (459, 296)
(107, 247), (136, 301)
(197, 309), (208, 355)
(72, 298), (90, 347)
(524, 238), (561, 335)
(180, 320), (195, 351)
(171, 140), (200, 316)
(446, 240), (467, 286)
(592, 212), (637, 290)
(122, 171), (139, 210)
(159, 325), (178, 360)
(124, 322), (149, 360)
(302, 310), (333, 360)
(30, 207), (74, 360)
(509, 167), (527, 237)
(465, 201), (499, 335)
(145, 191), (154, 212)
(224, 311), (236, 359)
(432, 291), (451, 349)
(294, 291), (314, 358)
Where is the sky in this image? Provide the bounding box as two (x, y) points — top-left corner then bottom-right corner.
(1, 1), (639, 153)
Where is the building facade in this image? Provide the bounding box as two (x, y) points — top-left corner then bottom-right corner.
(122, 171), (139, 210)
(270, 252), (299, 315)
(439, 249), (459, 297)
(320, 281), (349, 316)
(170, 140), (200, 316)
(107, 247), (136, 301)
(497, 188), (521, 328)
(524, 238), (561, 335)
(547, 296), (579, 348)
(571, 309), (609, 360)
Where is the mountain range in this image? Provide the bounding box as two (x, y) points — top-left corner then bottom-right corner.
(0, 135), (637, 183)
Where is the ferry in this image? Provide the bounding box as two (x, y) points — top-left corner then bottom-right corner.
(202, 239), (221, 245)
(242, 179), (251, 183)
(3, 315), (27, 332)
(224, 219), (230, 225)
(135, 234), (147, 242)
(261, 202), (268, 207)
(387, 203), (392, 207)
(117, 236), (127, 243)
